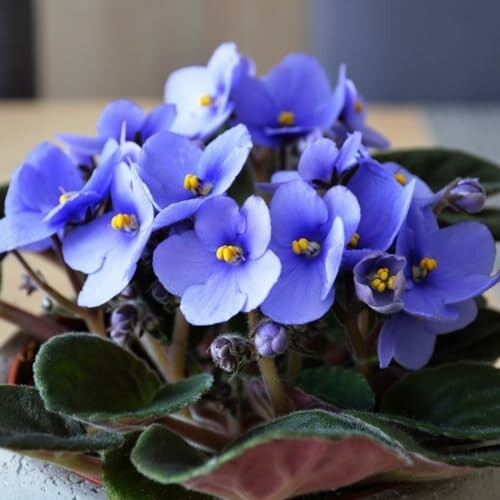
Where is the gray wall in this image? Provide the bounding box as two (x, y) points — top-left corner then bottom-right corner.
(312, 0), (500, 101)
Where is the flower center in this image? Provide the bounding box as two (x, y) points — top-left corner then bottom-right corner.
(111, 213), (138, 232)
(216, 244), (244, 264)
(183, 174), (212, 196)
(291, 237), (321, 258)
(199, 94), (213, 107)
(370, 267), (397, 293)
(412, 257), (437, 282)
(349, 232), (360, 248)
(354, 99), (363, 113)
(394, 173), (407, 186)
(58, 192), (74, 205)
(277, 111), (295, 127)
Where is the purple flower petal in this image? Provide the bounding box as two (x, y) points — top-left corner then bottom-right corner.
(270, 180), (328, 249)
(138, 131), (202, 207)
(323, 185), (360, 244)
(193, 196), (244, 251)
(181, 268), (246, 325)
(197, 124), (252, 195)
(153, 231), (215, 297)
(239, 196), (272, 259)
(96, 100), (145, 141)
(297, 138), (339, 184)
(236, 251), (281, 312)
(140, 103), (177, 140)
(261, 255), (334, 325)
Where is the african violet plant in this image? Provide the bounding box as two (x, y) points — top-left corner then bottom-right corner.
(1, 42), (500, 499)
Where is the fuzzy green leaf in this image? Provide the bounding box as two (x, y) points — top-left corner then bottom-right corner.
(104, 432), (209, 500)
(432, 309), (500, 364)
(380, 362), (500, 440)
(295, 366), (375, 410)
(374, 148), (500, 194)
(34, 333), (213, 423)
(0, 385), (121, 451)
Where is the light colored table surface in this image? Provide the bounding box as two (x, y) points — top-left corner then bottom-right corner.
(0, 100), (498, 348)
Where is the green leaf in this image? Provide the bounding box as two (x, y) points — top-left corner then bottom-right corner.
(432, 309), (500, 364)
(0, 385), (121, 451)
(104, 432), (209, 500)
(295, 366), (375, 410)
(34, 333), (213, 423)
(131, 411), (416, 498)
(374, 148), (500, 195)
(380, 362), (500, 440)
(439, 208), (500, 240)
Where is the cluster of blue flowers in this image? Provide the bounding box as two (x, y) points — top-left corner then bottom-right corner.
(1, 43), (498, 371)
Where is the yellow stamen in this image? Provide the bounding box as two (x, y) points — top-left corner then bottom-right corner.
(354, 99), (363, 113)
(199, 94), (213, 107)
(58, 192), (73, 205)
(277, 111), (295, 127)
(291, 237), (321, 257)
(419, 257), (438, 271)
(370, 267), (398, 293)
(183, 174), (200, 191)
(412, 256), (438, 282)
(387, 275), (397, 290)
(215, 244), (244, 264)
(376, 267), (390, 281)
(349, 232), (360, 248)
(394, 173), (407, 186)
(183, 174), (212, 196)
(111, 213), (138, 232)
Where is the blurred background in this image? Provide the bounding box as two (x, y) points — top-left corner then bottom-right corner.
(2, 0), (500, 101)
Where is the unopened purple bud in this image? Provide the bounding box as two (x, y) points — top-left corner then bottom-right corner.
(210, 334), (253, 372)
(110, 303), (138, 335)
(150, 281), (170, 305)
(448, 178), (485, 213)
(254, 321), (288, 357)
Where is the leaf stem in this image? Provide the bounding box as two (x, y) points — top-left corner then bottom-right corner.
(139, 332), (171, 382)
(169, 308), (190, 382)
(12, 251), (106, 337)
(22, 451), (102, 481)
(159, 414), (232, 453)
(248, 310), (289, 417)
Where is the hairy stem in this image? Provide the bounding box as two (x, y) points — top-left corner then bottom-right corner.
(169, 308), (190, 382)
(140, 332), (171, 382)
(159, 414), (232, 453)
(248, 310), (289, 417)
(22, 451), (102, 481)
(286, 350), (302, 383)
(51, 235), (82, 295)
(0, 300), (64, 339)
(13, 251), (106, 337)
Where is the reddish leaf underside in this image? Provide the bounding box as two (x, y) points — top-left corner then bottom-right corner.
(185, 436), (409, 499)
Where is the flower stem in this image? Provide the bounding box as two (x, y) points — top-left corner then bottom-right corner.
(51, 235), (82, 296)
(12, 251), (106, 337)
(169, 308), (190, 382)
(0, 299), (64, 339)
(286, 350), (302, 383)
(140, 332), (171, 382)
(248, 310), (289, 418)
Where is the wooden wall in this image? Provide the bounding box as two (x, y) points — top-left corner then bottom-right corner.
(34, 0), (310, 98)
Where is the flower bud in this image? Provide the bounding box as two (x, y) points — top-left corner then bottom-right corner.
(150, 281), (170, 305)
(447, 178), (485, 213)
(110, 303), (138, 337)
(210, 334), (253, 372)
(254, 321), (288, 357)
